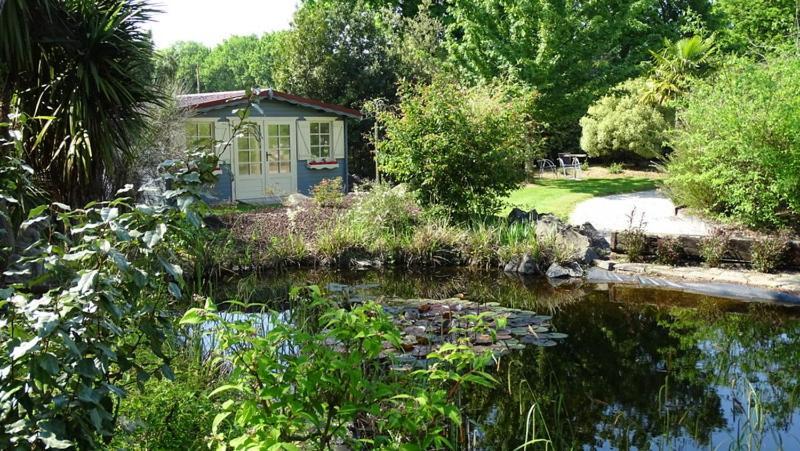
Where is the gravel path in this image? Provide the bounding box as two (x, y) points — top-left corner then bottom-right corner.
(569, 190), (712, 236)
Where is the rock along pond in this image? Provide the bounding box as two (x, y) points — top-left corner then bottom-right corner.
(211, 268), (800, 450)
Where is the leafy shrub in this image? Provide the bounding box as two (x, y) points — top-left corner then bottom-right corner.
(0, 157), (212, 448)
(750, 233), (788, 273)
(580, 78), (671, 158)
(655, 236), (684, 265)
(699, 228), (729, 267)
(620, 208), (649, 262)
(608, 162), (625, 174)
(181, 288), (497, 450)
(112, 359), (217, 450)
(311, 177), (345, 208)
(377, 76), (543, 218)
(665, 54), (800, 230)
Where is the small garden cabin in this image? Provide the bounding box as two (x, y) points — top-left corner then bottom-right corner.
(179, 89), (361, 203)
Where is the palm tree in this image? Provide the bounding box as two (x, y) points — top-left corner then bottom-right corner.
(1, 0), (163, 205)
(643, 35), (716, 106)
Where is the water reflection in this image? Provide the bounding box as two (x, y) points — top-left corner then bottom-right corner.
(215, 269), (800, 450)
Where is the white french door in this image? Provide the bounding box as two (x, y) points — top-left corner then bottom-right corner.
(234, 125), (264, 200)
(264, 122), (295, 197)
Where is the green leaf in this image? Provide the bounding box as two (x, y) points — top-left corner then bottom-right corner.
(38, 431), (72, 449)
(27, 204), (48, 219)
(11, 336), (41, 360)
(208, 384), (244, 398)
(212, 411), (231, 434)
(179, 308), (206, 325)
(168, 282), (182, 299)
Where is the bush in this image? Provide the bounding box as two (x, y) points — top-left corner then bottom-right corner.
(608, 162), (625, 174)
(112, 359), (217, 450)
(655, 236), (683, 265)
(699, 228), (729, 267)
(580, 78), (671, 158)
(377, 76), (543, 218)
(181, 288), (497, 449)
(311, 177), (345, 208)
(665, 54), (800, 230)
(620, 208), (648, 262)
(750, 233), (788, 273)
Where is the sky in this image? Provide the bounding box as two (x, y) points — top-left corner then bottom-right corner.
(146, 0), (299, 49)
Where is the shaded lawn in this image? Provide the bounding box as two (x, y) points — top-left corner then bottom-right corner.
(502, 177), (660, 219)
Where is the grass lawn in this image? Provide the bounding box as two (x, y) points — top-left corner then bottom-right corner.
(503, 176), (660, 219)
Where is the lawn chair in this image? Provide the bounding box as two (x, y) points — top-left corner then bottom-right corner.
(557, 157), (582, 179)
(537, 159), (557, 178)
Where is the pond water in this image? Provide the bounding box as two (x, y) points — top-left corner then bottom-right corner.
(218, 269), (800, 450)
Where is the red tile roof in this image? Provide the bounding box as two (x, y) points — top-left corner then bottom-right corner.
(177, 88), (362, 119)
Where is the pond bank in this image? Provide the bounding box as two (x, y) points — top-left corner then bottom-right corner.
(587, 266), (800, 305)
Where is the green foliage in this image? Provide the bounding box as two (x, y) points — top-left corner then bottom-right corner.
(713, 0), (800, 53)
(665, 54), (800, 229)
(274, 0), (398, 109)
(156, 33), (288, 93)
(311, 177), (345, 208)
(608, 163), (625, 174)
(580, 78), (670, 158)
(699, 229), (729, 267)
(0, 0), (164, 204)
(446, 0), (716, 151)
(0, 161), (214, 448)
(111, 358), (218, 451)
(181, 287), (497, 449)
(378, 77), (542, 218)
(644, 35), (717, 106)
(750, 233), (789, 273)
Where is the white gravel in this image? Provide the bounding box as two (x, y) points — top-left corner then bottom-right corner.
(569, 190), (712, 236)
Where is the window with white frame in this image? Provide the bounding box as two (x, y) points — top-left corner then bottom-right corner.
(309, 122), (331, 159)
(185, 122), (214, 150)
(237, 129), (262, 176)
(267, 124), (291, 174)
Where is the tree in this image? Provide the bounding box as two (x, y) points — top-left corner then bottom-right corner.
(445, 0), (716, 153)
(377, 77), (542, 218)
(665, 54), (800, 230)
(713, 0), (800, 54)
(644, 35), (716, 106)
(580, 79), (670, 158)
(275, 0), (399, 108)
(156, 41), (210, 93)
(202, 33), (287, 92)
(1, 0), (164, 204)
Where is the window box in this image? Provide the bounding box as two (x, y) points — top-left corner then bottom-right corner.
(306, 159), (339, 170)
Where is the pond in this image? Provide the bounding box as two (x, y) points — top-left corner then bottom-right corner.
(217, 269), (800, 450)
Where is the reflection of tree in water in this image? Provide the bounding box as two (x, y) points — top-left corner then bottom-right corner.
(663, 301), (800, 445)
(460, 291), (725, 450)
(460, 291), (800, 450)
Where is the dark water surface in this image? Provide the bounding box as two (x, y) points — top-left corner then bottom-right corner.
(221, 269), (800, 450)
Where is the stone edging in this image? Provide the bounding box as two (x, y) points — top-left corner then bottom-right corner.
(601, 260), (800, 294)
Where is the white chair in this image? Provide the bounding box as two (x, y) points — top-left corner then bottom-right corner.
(557, 158), (581, 179)
(537, 159), (557, 177)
